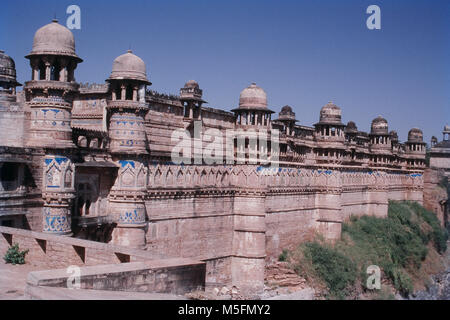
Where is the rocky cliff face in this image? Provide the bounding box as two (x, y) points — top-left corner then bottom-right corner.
(423, 169), (448, 227)
(409, 241), (450, 300)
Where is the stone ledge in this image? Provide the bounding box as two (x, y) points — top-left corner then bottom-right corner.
(26, 258), (206, 296)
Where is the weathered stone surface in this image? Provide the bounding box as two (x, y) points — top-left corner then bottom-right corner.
(0, 19), (437, 298)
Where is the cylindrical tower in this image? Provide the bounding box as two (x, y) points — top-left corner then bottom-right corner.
(24, 20), (82, 235)
(180, 80), (206, 120)
(275, 105), (297, 136)
(25, 19), (82, 149)
(405, 128), (426, 169)
(106, 50), (150, 248)
(313, 101), (346, 164)
(231, 83), (275, 164)
(369, 116), (392, 166)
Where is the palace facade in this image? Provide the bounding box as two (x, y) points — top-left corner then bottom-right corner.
(0, 20), (426, 293)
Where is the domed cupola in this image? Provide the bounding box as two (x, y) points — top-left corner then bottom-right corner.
(106, 50), (150, 155)
(389, 130), (399, 143)
(318, 101), (343, 125)
(0, 50), (21, 88)
(368, 116), (392, 165)
(26, 19), (82, 62)
(345, 121), (358, 134)
(278, 105), (296, 121)
(0, 50), (21, 95)
(406, 127), (426, 156)
(344, 121), (359, 143)
(238, 83), (268, 110)
(275, 105), (297, 135)
(26, 19), (82, 83)
(107, 50), (150, 103)
(24, 19), (83, 149)
(407, 128), (423, 143)
(232, 83), (274, 127)
(370, 116), (388, 135)
(109, 50), (150, 84)
(314, 101), (345, 142)
(180, 80), (206, 119)
(23, 20), (84, 236)
(106, 50), (151, 248)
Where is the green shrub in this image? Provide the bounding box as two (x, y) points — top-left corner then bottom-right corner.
(389, 269), (413, 296)
(408, 201), (448, 253)
(302, 242), (357, 299)
(278, 249), (289, 262)
(292, 201), (448, 298)
(3, 243), (29, 265)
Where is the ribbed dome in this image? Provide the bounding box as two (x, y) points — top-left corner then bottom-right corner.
(444, 125), (450, 133)
(239, 83), (267, 110)
(26, 20), (82, 62)
(371, 116), (388, 135)
(345, 121), (358, 133)
(109, 50), (150, 84)
(0, 50), (21, 86)
(318, 101), (342, 125)
(408, 128), (423, 143)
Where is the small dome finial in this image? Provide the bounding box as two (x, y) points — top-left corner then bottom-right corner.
(127, 49), (132, 53)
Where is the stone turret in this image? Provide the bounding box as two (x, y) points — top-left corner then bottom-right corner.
(180, 80), (206, 119)
(405, 128), (426, 168)
(106, 50), (150, 248)
(231, 83), (275, 164)
(314, 101), (345, 141)
(107, 50), (150, 155)
(0, 50), (21, 93)
(24, 20), (82, 235)
(313, 102), (345, 165)
(369, 116), (392, 166)
(25, 19), (82, 149)
(232, 83), (274, 128)
(276, 105), (297, 136)
(0, 50), (25, 147)
(344, 121), (358, 142)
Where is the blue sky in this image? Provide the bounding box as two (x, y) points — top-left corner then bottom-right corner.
(1, 0), (449, 143)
